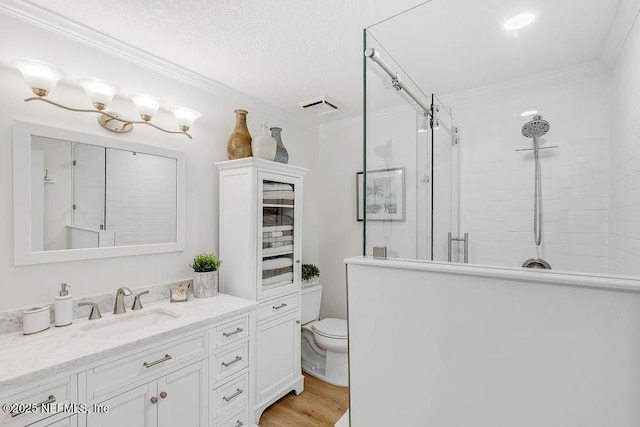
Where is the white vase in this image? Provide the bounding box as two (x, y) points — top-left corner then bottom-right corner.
(251, 121), (277, 160)
(192, 271), (218, 298)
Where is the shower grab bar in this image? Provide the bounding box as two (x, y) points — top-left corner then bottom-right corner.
(364, 48), (431, 116)
(447, 232), (468, 263)
(515, 146), (558, 152)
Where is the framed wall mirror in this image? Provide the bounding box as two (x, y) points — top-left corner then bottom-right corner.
(13, 121), (186, 265)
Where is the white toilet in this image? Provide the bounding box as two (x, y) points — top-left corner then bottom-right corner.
(301, 283), (349, 387)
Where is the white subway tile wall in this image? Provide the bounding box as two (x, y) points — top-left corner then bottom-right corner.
(452, 71), (611, 272)
(610, 13), (640, 276)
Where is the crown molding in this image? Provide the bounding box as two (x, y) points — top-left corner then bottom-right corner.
(0, 0), (316, 129)
(438, 61), (609, 105)
(603, 0), (640, 65)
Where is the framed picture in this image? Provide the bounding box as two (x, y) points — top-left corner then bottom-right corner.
(356, 168), (405, 221)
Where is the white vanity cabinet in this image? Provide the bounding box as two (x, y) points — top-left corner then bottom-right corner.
(28, 415), (78, 427)
(217, 158), (307, 421)
(86, 360), (207, 427)
(0, 375), (77, 427)
(0, 298), (257, 427)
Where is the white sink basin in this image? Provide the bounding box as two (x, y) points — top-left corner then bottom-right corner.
(81, 308), (180, 339)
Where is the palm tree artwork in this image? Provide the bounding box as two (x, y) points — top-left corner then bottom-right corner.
(366, 182), (385, 214)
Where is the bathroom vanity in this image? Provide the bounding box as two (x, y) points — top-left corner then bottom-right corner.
(0, 295), (257, 427)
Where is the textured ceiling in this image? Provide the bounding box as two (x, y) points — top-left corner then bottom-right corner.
(24, 0), (422, 124)
(22, 0), (627, 125)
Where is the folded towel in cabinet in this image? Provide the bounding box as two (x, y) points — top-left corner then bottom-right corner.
(263, 225), (294, 233)
(264, 231), (284, 238)
(263, 182), (294, 192)
(263, 244), (294, 254)
(262, 272), (293, 286)
(263, 266), (294, 279)
(262, 256), (293, 270)
(263, 235), (294, 244)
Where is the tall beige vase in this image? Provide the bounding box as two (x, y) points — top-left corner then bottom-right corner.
(227, 109), (253, 160)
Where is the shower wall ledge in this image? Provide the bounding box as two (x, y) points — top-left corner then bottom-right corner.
(345, 256), (640, 294)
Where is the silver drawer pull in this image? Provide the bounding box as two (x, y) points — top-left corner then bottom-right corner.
(143, 353), (172, 368)
(235, 421), (244, 427)
(272, 303), (287, 310)
(222, 356), (243, 367)
(223, 388), (244, 402)
(10, 394), (56, 417)
(222, 327), (243, 337)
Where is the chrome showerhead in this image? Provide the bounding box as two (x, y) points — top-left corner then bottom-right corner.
(521, 115), (550, 138)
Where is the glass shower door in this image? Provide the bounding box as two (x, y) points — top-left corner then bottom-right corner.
(431, 97), (461, 263)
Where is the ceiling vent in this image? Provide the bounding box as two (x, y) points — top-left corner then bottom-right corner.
(298, 95), (338, 114)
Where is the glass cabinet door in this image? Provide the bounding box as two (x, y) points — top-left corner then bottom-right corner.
(259, 174), (298, 299)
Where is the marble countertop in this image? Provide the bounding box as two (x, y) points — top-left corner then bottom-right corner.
(0, 294), (257, 391)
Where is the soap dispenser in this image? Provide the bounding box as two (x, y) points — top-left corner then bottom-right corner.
(54, 283), (73, 327)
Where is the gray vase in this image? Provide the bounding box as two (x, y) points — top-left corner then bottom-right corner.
(270, 127), (289, 164)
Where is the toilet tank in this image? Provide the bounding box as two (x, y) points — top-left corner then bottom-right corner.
(301, 283), (322, 324)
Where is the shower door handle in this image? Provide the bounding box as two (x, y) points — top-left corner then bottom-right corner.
(447, 232), (469, 263)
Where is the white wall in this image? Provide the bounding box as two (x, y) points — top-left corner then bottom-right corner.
(610, 10), (640, 275)
(317, 117), (363, 320)
(347, 257), (640, 427)
(0, 12), (319, 311)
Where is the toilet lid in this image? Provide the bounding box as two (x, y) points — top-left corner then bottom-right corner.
(312, 318), (347, 339)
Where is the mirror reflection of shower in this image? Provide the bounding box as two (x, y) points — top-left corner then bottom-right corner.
(520, 114), (554, 270)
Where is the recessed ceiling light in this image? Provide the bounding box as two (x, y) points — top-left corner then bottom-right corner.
(504, 13), (535, 31)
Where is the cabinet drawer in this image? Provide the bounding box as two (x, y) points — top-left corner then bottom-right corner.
(211, 373), (249, 421)
(211, 341), (249, 385)
(87, 332), (206, 399)
(0, 376), (74, 426)
(211, 316), (249, 349)
(257, 293), (298, 323)
(213, 403), (249, 427)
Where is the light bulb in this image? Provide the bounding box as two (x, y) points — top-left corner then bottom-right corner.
(504, 13), (535, 31)
(12, 58), (65, 97)
(129, 93), (162, 121)
(169, 106), (201, 132)
(78, 78), (118, 110)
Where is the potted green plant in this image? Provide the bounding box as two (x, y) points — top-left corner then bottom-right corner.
(301, 263), (320, 286)
(190, 252), (222, 298)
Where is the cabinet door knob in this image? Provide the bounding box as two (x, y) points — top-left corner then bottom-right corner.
(296, 260), (301, 263)
(150, 397), (158, 404)
(160, 392), (168, 399)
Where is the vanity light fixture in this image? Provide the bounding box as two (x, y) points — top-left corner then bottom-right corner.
(12, 58), (200, 139)
(504, 13), (535, 31)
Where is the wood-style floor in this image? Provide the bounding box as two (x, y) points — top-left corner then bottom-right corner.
(259, 374), (349, 427)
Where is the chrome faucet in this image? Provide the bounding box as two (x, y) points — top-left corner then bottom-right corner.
(113, 287), (132, 314)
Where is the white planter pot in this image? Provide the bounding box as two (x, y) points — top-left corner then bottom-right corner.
(193, 271), (218, 298)
(302, 277), (320, 287)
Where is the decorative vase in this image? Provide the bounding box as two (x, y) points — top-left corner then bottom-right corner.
(270, 127), (289, 164)
(227, 109), (252, 160)
(251, 121), (277, 160)
(192, 271), (218, 298)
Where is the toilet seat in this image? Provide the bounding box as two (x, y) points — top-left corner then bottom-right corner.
(312, 318), (347, 339)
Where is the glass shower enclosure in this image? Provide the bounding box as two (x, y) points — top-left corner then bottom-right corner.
(363, 28), (463, 263)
